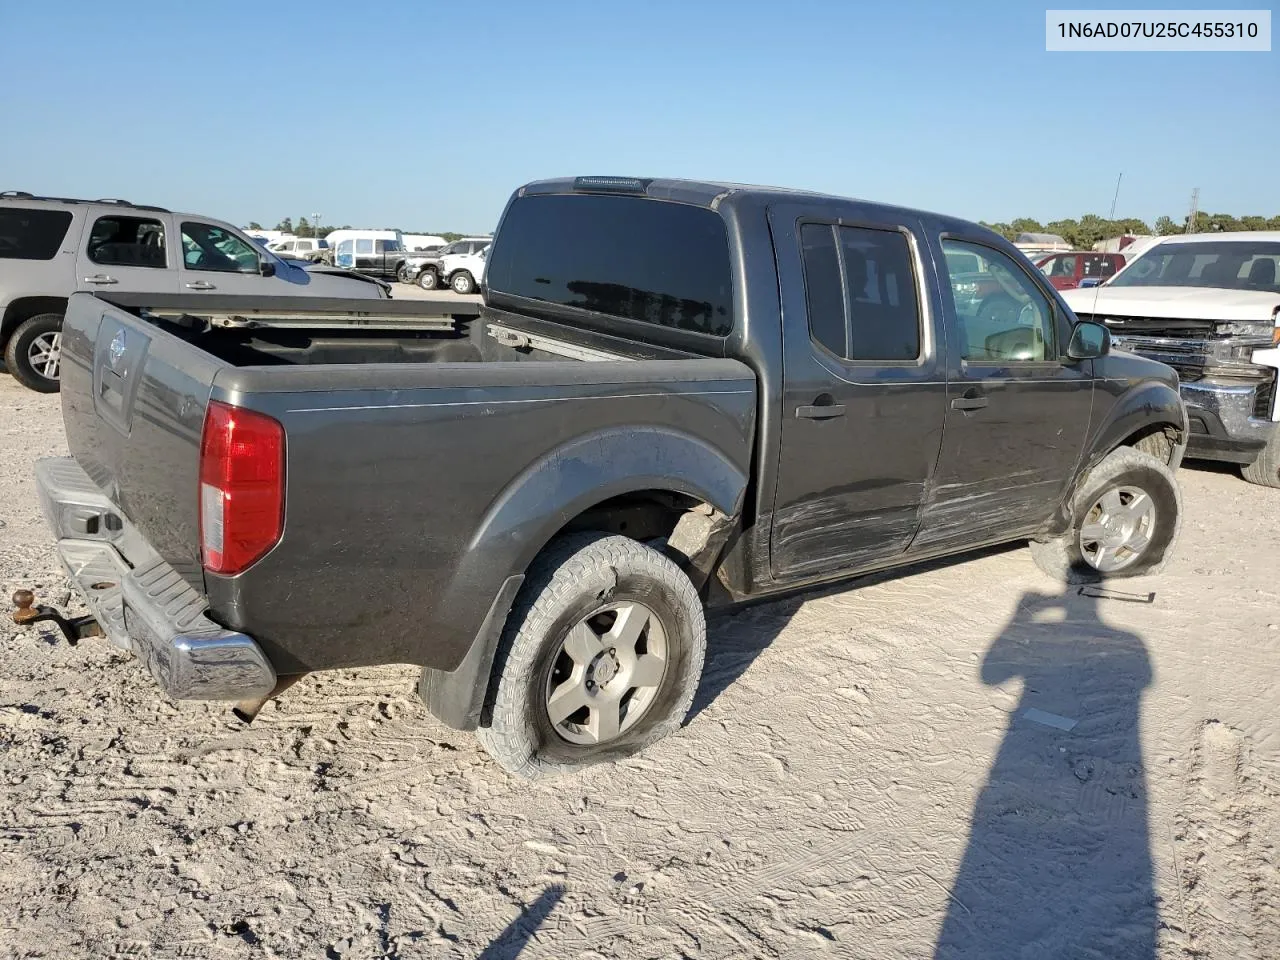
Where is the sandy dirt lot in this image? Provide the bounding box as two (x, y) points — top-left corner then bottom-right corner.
(1, 375), (1277, 959)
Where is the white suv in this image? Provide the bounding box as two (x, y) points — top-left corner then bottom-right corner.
(267, 237), (329, 262)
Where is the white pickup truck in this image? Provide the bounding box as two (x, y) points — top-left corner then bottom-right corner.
(1062, 231), (1280, 486)
(438, 242), (488, 294)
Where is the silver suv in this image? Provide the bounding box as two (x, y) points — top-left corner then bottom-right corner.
(0, 193), (387, 392)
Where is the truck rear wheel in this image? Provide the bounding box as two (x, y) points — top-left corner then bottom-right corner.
(1030, 447), (1181, 583)
(1241, 431), (1280, 488)
(4, 313), (64, 393)
(477, 533), (706, 779)
(417, 268), (438, 290)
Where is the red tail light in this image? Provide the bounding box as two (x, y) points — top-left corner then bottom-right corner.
(199, 400), (285, 575)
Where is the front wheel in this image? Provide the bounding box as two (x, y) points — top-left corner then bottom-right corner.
(4, 313), (65, 393)
(451, 270), (475, 295)
(477, 533), (706, 779)
(417, 268), (438, 290)
(396, 264), (412, 283)
(1030, 446), (1181, 583)
(1241, 429), (1280, 488)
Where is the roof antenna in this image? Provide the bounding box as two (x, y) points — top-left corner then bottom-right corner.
(1089, 171), (1123, 320)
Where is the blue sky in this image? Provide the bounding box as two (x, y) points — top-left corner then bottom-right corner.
(3, 1), (1276, 233)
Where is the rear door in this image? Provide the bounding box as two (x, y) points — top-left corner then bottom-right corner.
(912, 235), (1092, 553)
(768, 203), (947, 581)
(177, 220), (271, 295)
(77, 210), (177, 295)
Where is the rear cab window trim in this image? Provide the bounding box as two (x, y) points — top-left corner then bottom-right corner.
(796, 216), (931, 370)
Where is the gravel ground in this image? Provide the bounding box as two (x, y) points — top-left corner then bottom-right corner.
(1, 375), (1277, 959)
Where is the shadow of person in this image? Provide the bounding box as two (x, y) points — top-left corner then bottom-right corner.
(935, 588), (1156, 960)
(477, 884), (565, 960)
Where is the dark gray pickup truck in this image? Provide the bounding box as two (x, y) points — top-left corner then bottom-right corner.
(20, 176), (1188, 778)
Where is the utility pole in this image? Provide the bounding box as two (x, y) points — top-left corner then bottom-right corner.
(313, 212), (321, 240)
(1186, 188), (1199, 234)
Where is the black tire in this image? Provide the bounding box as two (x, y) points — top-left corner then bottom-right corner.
(417, 268), (438, 290)
(477, 533), (706, 779)
(4, 313), (64, 393)
(451, 270), (475, 295)
(1030, 446), (1181, 584)
(396, 264), (412, 284)
(1241, 431), (1280, 488)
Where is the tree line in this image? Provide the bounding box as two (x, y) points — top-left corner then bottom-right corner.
(979, 213), (1280, 251)
(246, 218), (465, 243)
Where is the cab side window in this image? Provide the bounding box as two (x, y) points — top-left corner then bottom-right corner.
(88, 216), (167, 268)
(356, 238), (374, 255)
(799, 223), (921, 362)
(180, 222), (260, 273)
(942, 239), (1056, 362)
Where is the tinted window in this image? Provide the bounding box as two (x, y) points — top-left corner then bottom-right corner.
(88, 216), (166, 268)
(487, 194), (733, 336)
(839, 226), (920, 360)
(0, 208), (74, 260)
(180, 222), (259, 273)
(942, 239), (1055, 362)
(798, 223), (920, 361)
(800, 224), (846, 356)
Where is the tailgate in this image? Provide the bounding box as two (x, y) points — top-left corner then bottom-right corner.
(59, 293), (222, 588)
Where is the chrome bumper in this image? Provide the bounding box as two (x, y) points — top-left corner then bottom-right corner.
(35, 458), (277, 701)
(1181, 380), (1276, 445)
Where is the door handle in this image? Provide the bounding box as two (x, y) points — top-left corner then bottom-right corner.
(83, 274), (118, 284)
(796, 401), (846, 419)
(951, 389), (989, 412)
(185, 281), (216, 291)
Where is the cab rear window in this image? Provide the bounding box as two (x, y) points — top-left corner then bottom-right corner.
(486, 193), (733, 337)
(0, 208), (74, 260)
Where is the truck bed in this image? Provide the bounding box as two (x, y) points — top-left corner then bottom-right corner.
(57, 292), (756, 677)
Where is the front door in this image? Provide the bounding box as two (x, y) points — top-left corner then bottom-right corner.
(77, 212), (177, 295)
(177, 220), (274, 295)
(768, 205), (947, 581)
(912, 237), (1093, 553)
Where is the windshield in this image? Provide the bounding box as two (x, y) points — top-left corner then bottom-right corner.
(1109, 240), (1280, 293)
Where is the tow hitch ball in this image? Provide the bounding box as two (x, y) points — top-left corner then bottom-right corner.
(11, 590), (104, 645)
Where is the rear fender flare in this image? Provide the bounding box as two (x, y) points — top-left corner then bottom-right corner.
(420, 426), (747, 730)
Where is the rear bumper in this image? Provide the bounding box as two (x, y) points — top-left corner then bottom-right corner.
(35, 457), (277, 701)
(1182, 380), (1277, 464)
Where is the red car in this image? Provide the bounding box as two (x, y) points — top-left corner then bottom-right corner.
(1035, 251), (1126, 290)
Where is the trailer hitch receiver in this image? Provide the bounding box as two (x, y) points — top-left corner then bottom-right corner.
(11, 589), (104, 646)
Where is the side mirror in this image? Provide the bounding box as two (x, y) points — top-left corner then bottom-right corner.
(260, 260), (276, 277)
(1068, 321), (1110, 360)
